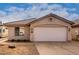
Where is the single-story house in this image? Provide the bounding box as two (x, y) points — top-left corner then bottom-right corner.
(4, 13), (74, 42)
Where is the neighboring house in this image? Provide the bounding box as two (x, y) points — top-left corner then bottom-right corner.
(0, 22), (8, 38)
(4, 13), (74, 42)
(71, 20), (79, 40)
(0, 22), (3, 38)
(1, 26), (8, 38)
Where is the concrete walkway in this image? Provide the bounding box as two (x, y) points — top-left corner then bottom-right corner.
(35, 41), (79, 55)
(0, 38), (8, 43)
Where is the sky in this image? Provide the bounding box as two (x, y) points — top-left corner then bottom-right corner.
(0, 3), (79, 23)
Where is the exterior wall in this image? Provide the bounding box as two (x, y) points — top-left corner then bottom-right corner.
(24, 25), (30, 40)
(71, 27), (79, 40)
(30, 16), (72, 41)
(7, 25), (30, 40)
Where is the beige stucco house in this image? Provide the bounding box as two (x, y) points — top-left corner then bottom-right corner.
(4, 13), (74, 42)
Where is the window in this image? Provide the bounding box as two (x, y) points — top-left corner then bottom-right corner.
(19, 27), (24, 36)
(75, 30), (79, 35)
(15, 27), (25, 36)
(15, 27), (20, 36)
(0, 29), (1, 33)
(0, 28), (4, 33)
(3, 29), (5, 32)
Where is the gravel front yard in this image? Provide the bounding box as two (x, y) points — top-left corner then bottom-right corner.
(0, 43), (39, 55)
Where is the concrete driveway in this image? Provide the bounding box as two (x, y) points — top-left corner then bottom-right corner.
(35, 41), (79, 55)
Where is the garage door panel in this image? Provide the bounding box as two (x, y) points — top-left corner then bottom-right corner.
(34, 27), (67, 41)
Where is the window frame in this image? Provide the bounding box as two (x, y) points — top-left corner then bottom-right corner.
(15, 27), (25, 36)
(15, 27), (20, 36)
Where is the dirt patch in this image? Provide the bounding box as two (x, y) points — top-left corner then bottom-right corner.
(0, 43), (39, 55)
